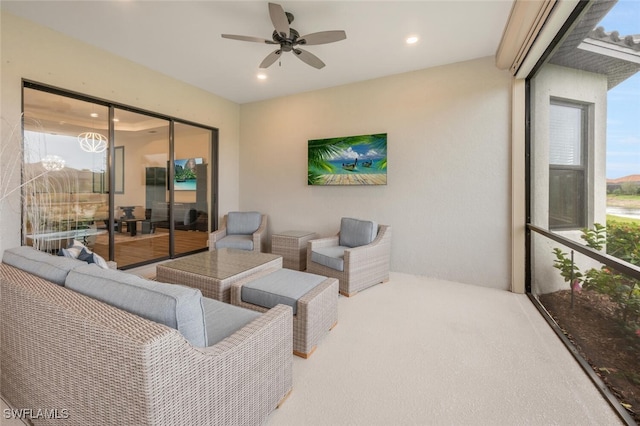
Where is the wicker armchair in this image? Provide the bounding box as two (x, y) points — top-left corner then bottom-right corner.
(209, 212), (267, 252)
(306, 218), (391, 297)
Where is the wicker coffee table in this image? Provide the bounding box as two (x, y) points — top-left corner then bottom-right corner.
(156, 248), (282, 302)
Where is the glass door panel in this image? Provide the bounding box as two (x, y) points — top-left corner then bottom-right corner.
(112, 108), (170, 267)
(22, 88), (109, 253)
(173, 122), (212, 256)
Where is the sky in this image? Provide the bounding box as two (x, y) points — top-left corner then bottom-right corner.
(598, 0), (640, 179)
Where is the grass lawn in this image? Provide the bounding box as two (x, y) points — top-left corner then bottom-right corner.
(607, 194), (640, 208)
(607, 214), (640, 225)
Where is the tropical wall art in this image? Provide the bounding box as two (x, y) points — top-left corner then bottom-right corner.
(174, 158), (203, 190)
(308, 133), (387, 185)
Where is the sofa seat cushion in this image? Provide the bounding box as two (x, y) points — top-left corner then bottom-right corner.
(215, 235), (254, 251)
(65, 264), (208, 347)
(226, 211), (261, 235)
(202, 297), (260, 345)
(2, 246), (85, 286)
(339, 217), (378, 248)
(310, 246), (347, 272)
(241, 269), (327, 315)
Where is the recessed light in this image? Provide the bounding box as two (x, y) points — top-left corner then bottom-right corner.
(257, 73), (267, 80)
(90, 112), (99, 118)
(406, 36), (419, 45)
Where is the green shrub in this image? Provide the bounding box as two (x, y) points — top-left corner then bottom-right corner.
(553, 223), (639, 330)
(606, 220), (640, 267)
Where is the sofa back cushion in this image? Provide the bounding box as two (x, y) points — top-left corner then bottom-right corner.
(65, 264), (208, 347)
(339, 218), (378, 248)
(2, 246), (85, 286)
(226, 211), (261, 235)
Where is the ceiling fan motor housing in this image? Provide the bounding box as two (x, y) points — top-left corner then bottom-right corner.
(272, 27), (300, 52)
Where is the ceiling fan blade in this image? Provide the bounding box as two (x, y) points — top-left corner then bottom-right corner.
(298, 30), (347, 46)
(260, 50), (282, 68)
(221, 34), (276, 44)
(268, 3), (289, 38)
(293, 48), (325, 69)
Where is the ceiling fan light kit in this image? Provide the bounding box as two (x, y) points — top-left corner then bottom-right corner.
(222, 2), (346, 70)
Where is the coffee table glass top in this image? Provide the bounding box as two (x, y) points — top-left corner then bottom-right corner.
(160, 248), (281, 280)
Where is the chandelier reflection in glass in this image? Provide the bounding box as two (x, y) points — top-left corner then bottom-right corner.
(41, 154), (66, 171)
(78, 131), (108, 153)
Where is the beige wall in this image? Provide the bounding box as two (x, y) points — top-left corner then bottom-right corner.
(240, 57), (514, 290)
(0, 12), (241, 254)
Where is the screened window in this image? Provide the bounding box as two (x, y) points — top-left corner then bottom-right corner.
(549, 100), (587, 229)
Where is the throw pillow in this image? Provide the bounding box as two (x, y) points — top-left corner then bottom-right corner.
(60, 240), (109, 269)
(78, 248), (96, 264)
(58, 248), (72, 258)
(92, 252), (109, 269)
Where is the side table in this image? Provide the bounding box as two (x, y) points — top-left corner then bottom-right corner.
(272, 230), (317, 271)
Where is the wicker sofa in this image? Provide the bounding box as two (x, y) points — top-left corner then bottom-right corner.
(1, 246), (293, 425)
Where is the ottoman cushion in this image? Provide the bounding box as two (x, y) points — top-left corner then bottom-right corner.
(242, 269), (327, 315)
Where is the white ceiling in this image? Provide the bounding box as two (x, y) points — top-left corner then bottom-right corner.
(2, 1), (514, 104)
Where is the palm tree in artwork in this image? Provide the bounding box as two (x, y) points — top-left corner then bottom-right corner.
(307, 138), (343, 185)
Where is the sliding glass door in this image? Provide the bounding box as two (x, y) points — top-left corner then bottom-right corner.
(111, 108), (171, 267)
(173, 122), (212, 256)
(22, 82), (217, 268)
(22, 88), (109, 253)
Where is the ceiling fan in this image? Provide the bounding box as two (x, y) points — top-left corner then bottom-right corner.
(221, 2), (346, 69)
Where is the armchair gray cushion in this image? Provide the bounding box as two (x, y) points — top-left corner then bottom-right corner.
(65, 264), (208, 347)
(215, 234), (254, 251)
(339, 217), (378, 248)
(310, 246), (348, 272)
(226, 211), (262, 235)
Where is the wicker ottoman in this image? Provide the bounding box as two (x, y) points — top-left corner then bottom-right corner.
(231, 267), (338, 358)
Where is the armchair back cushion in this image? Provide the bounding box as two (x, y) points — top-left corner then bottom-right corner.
(339, 217), (378, 248)
(226, 211), (262, 235)
(2, 246), (85, 286)
(65, 264), (208, 347)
